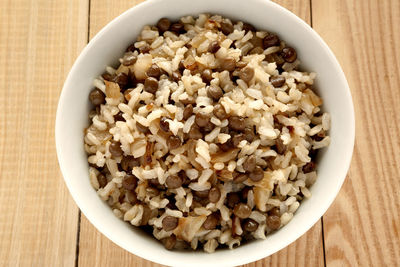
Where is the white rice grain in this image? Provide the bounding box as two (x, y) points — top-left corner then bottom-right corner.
(198, 169), (213, 184)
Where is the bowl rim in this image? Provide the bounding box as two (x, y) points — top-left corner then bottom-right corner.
(56, 0), (355, 266)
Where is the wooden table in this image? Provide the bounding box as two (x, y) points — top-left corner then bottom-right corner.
(1, 0), (399, 266)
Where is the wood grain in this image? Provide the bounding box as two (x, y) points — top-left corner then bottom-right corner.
(0, 0), (88, 266)
(312, 0), (400, 266)
(78, 1), (324, 267)
(89, 0), (145, 40)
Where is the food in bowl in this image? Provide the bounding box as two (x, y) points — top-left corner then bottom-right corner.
(84, 14), (330, 253)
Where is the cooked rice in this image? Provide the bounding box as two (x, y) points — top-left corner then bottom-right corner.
(84, 14), (330, 253)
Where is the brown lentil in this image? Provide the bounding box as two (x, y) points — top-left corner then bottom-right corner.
(241, 187), (251, 200)
(275, 137), (287, 155)
(202, 121), (214, 133)
(156, 18), (171, 33)
(270, 76), (286, 87)
(188, 125), (203, 139)
(122, 174), (138, 191)
(114, 112), (125, 122)
(207, 86), (223, 100)
(263, 34), (280, 49)
(180, 98), (196, 105)
(101, 72), (113, 81)
(194, 190), (210, 199)
(220, 57), (236, 72)
(269, 207), (281, 217)
(166, 175), (183, 189)
(195, 113), (210, 127)
(149, 178), (160, 187)
(126, 43), (136, 52)
(182, 104), (193, 120)
(126, 191), (138, 204)
(159, 117), (170, 132)
(97, 173), (107, 188)
(146, 64), (161, 78)
(141, 205), (152, 225)
(233, 173), (248, 183)
(243, 155), (256, 172)
(220, 126), (229, 134)
(178, 60), (185, 71)
(136, 121), (149, 134)
(232, 133), (245, 147)
(213, 104), (228, 120)
(239, 67), (255, 83)
(162, 216), (179, 231)
(120, 155), (140, 171)
(303, 161), (316, 173)
(233, 203), (252, 218)
(219, 138), (233, 151)
(203, 214), (219, 230)
(109, 140), (123, 157)
(167, 135), (181, 150)
(123, 89), (133, 102)
(244, 127), (255, 142)
(113, 72), (129, 89)
(250, 34), (263, 47)
(242, 218), (259, 232)
(266, 215), (281, 230)
(249, 46), (264, 55)
(170, 22), (184, 34)
(249, 166), (264, 182)
(162, 235), (176, 250)
(179, 171), (190, 186)
(220, 21), (234, 35)
(139, 44), (151, 54)
(208, 41), (220, 53)
(229, 116), (246, 131)
(89, 89), (106, 106)
(208, 187), (221, 203)
(201, 69), (213, 84)
(146, 187), (159, 197)
(144, 77), (159, 94)
(122, 52), (136, 66)
(226, 192), (240, 208)
(281, 47), (297, 63)
(242, 23), (256, 33)
(171, 71), (181, 82)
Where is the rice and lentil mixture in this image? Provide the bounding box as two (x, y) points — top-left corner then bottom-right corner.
(84, 14), (331, 253)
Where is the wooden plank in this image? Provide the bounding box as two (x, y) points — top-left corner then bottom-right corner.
(78, 1), (323, 266)
(0, 0), (88, 266)
(243, 223), (324, 267)
(274, 0), (311, 24)
(312, 0), (400, 266)
(89, 0), (145, 40)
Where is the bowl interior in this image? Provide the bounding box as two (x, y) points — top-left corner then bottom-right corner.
(56, 0), (354, 266)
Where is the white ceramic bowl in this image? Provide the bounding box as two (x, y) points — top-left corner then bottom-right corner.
(56, 0), (355, 266)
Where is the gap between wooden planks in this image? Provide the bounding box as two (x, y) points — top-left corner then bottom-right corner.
(77, 1), (325, 267)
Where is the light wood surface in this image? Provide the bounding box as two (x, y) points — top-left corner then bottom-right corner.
(313, 0), (400, 266)
(0, 0), (399, 266)
(0, 0), (88, 266)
